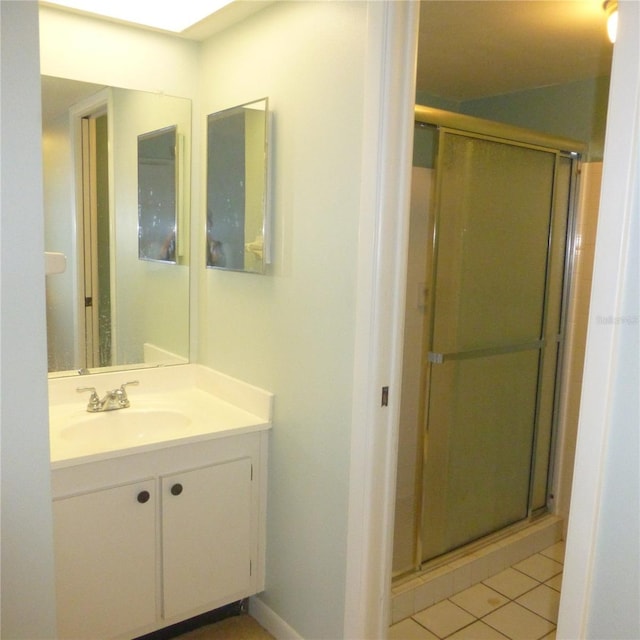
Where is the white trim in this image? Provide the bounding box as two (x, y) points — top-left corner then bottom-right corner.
(343, 2), (418, 638)
(557, 1), (640, 637)
(249, 596), (303, 640)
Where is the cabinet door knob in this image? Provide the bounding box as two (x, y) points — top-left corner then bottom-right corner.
(137, 490), (150, 504)
(170, 483), (183, 496)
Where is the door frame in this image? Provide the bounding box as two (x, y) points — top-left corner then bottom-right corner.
(343, 1), (419, 637)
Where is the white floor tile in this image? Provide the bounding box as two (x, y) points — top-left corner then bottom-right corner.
(448, 620), (510, 640)
(389, 618), (439, 640)
(516, 585), (560, 624)
(483, 567), (540, 600)
(413, 600), (476, 638)
(450, 583), (509, 618)
(483, 602), (555, 640)
(513, 554), (563, 583)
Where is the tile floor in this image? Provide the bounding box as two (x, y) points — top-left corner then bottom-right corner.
(389, 542), (564, 640)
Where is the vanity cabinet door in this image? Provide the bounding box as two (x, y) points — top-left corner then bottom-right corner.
(161, 457), (253, 620)
(53, 480), (157, 640)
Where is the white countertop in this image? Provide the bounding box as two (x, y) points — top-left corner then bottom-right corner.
(49, 364), (273, 468)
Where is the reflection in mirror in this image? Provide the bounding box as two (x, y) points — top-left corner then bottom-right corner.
(42, 76), (191, 375)
(138, 125), (179, 264)
(206, 98), (269, 273)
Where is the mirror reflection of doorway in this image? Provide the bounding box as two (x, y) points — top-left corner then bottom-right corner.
(80, 112), (111, 369)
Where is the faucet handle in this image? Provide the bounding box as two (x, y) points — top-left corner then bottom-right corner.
(117, 380), (139, 407)
(119, 380), (139, 393)
(77, 386), (100, 411)
(77, 385), (98, 396)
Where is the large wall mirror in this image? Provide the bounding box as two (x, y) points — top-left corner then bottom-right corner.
(42, 76), (191, 375)
(206, 98), (269, 274)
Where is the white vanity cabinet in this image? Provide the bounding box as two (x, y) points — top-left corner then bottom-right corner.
(161, 457), (253, 619)
(53, 479), (157, 639)
(51, 431), (267, 640)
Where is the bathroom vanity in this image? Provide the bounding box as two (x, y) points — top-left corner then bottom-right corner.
(49, 365), (272, 640)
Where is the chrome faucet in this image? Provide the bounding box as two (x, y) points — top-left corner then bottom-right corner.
(77, 381), (139, 412)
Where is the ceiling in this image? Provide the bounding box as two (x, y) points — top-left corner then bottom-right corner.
(187, 0), (614, 102)
(417, 0), (614, 102)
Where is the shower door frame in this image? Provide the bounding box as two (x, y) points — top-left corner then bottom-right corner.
(410, 106), (585, 573)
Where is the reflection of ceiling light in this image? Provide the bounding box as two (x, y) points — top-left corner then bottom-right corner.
(41, 0), (234, 33)
(603, 0), (618, 43)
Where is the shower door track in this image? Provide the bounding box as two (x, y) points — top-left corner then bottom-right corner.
(415, 105), (587, 156)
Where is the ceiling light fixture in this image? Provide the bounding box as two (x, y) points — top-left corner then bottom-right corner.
(43, 0), (234, 33)
(603, 0), (618, 44)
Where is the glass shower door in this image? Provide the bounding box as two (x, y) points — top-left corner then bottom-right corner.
(421, 131), (558, 561)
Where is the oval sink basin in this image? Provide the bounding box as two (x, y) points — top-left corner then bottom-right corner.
(60, 409), (192, 448)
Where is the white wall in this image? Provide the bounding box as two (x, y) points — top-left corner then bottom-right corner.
(197, 4), (367, 636)
(558, 1), (640, 637)
(0, 2), (57, 636)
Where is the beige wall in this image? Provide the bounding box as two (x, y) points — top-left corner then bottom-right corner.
(554, 162), (602, 527)
(393, 166), (433, 575)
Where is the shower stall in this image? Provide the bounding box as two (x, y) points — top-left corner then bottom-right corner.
(393, 106), (584, 577)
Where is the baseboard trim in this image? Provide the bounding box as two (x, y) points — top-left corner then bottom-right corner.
(248, 596), (303, 640)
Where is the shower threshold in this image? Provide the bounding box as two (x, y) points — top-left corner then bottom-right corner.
(391, 514), (562, 625)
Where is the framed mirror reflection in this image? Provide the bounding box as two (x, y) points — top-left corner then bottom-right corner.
(206, 98), (270, 274)
(42, 76), (191, 375)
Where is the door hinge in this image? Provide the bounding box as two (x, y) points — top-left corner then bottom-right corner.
(250, 464), (253, 481)
(381, 386), (389, 407)
(84, 296), (93, 308)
